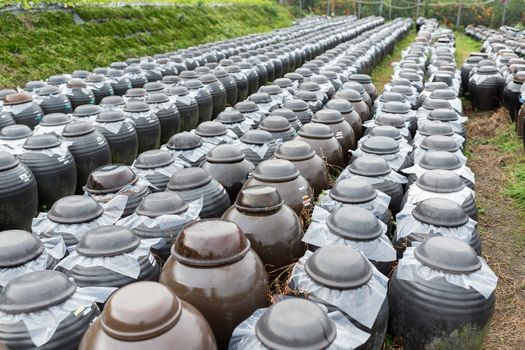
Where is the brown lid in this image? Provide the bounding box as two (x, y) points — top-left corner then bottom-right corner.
(206, 144), (245, 163)
(235, 185), (283, 212)
(85, 164), (137, 194)
(3, 92), (32, 105)
(274, 140), (315, 161)
(252, 159), (300, 182)
(101, 281), (182, 341)
(172, 220), (251, 267)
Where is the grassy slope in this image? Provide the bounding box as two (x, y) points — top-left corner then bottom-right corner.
(0, 4), (293, 87)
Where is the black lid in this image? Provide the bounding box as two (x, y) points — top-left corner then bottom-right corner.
(234, 185), (283, 212)
(216, 110), (245, 124)
(478, 66), (499, 75)
(412, 198), (469, 227)
(325, 99), (354, 114)
(36, 85), (60, 96)
(255, 299), (336, 350)
(124, 88), (147, 98)
(329, 178), (377, 203)
(428, 109), (459, 122)
(0, 271), (77, 314)
(420, 135), (460, 152)
(305, 245), (373, 289)
(96, 110), (126, 123)
(419, 151), (462, 170)
(23, 134), (61, 150)
(76, 226), (140, 257)
(311, 109), (344, 124)
(73, 104), (101, 117)
(100, 95), (125, 107)
(284, 99), (309, 112)
(235, 101), (259, 113)
(369, 126), (402, 140)
(327, 206), (383, 240)
(259, 115), (292, 132)
(418, 121), (454, 137)
(195, 121), (228, 137)
(249, 93), (272, 104)
(0, 230), (44, 267)
(167, 132), (203, 150)
(206, 144), (245, 163)
(123, 101), (151, 113)
(422, 99), (451, 110)
(167, 167), (212, 190)
(361, 136), (400, 155)
(274, 140), (315, 161)
(349, 73), (372, 84)
(349, 155), (391, 177)
(252, 159), (300, 182)
(0, 125), (33, 140)
(417, 169), (466, 193)
(47, 195), (104, 224)
(382, 101), (410, 114)
(240, 129), (274, 145)
(414, 236), (481, 273)
(85, 164), (137, 194)
(335, 89), (362, 102)
(145, 93), (170, 104)
(136, 191), (188, 217)
(297, 123), (333, 139)
(134, 150), (174, 169)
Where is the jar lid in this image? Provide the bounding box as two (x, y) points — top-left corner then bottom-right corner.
(3, 92), (32, 106)
(270, 108), (298, 123)
(260, 85), (283, 95)
(145, 92), (170, 104)
(429, 89), (456, 100)
(169, 86), (189, 96)
(349, 155), (391, 177)
(47, 75), (68, 86)
(47, 195), (104, 224)
(342, 82), (364, 94)
(72, 70), (90, 79)
(73, 104), (101, 117)
(299, 82), (321, 92)
(381, 101), (410, 114)
(283, 99), (308, 113)
(375, 114), (406, 129)
(420, 135), (460, 152)
(305, 245), (373, 289)
(235, 185), (283, 212)
(399, 71), (420, 82)
(310, 75), (329, 85)
(369, 126), (402, 140)
(225, 65), (241, 74)
(422, 99), (451, 110)
(273, 78), (293, 89)
(23, 134), (61, 150)
(311, 109), (344, 124)
(325, 99), (354, 114)
(76, 226), (140, 257)
(284, 72), (304, 82)
(85, 164), (138, 194)
(100, 96), (125, 107)
(167, 132), (203, 150)
(0, 271), (76, 314)
(255, 299), (336, 350)
(107, 69), (124, 78)
(252, 159), (300, 182)
(0, 230), (44, 267)
(423, 82), (448, 91)
(123, 101), (151, 113)
(349, 73), (372, 84)
(140, 62), (158, 70)
(135, 150), (174, 169)
(123, 66), (143, 75)
(36, 86), (60, 96)
(180, 70), (199, 80)
(199, 74), (218, 84)
(0, 125), (33, 140)
(213, 68), (229, 78)
(85, 73), (105, 83)
(125, 88), (147, 98)
(390, 85), (414, 96)
(296, 68), (313, 78)
(235, 101), (259, 113)
(478, 66), (499, 75)
(195, 121), (227, 137)
(184, 79), (204, 89)
(419, 151), (462, 170)
(96, 110), (126, 123)
(412, 198), (469, 227)
(206, 144), (245, 163)
(418, 121), (454, 136)
(136, 192), (188, 217)
(101, 282), (183, 341)
(361, 136), (400, 155)
(327, 206), (383, 240)
(428, 109), (459, 122)
(240, 129), (274, 145)
(259, 116), (292, 133)
(330, 178), (377, 204)
(294, 90), (317, 102)
(416, 169), (465, 193)
(390, 78), (411, 87)
(162, 75), (181, 85)
(67, 78), (87, 89)
(297, 123), (333, 139)
(274, 140), (315, 161)
(167, 167), (212, 190)
(172, 220), (250, 267)
(335, 89), (362, 102)
(249, 92), (272, 104)
(216, 110), (245, 124)
(414, 236), (481, 273)
(513, 71), (525, 84)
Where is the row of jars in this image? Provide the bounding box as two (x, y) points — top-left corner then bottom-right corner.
(0, 15), (415, 350)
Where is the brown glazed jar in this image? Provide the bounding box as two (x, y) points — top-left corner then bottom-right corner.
(79, 281), (217, 350)
(243, 159), (313, 217)
(294, 123), (345, 169)
(274, 141), (328, 197)
(222, 186), (305, 271)
(325, 98), (363, 141)
(201, 144), (255, 202)
(312, 109), (356, 163)
(160, 220), (269, 349)
(334, 89), (371, 123)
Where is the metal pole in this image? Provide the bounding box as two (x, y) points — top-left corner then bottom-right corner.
(456, 0), (463, 27)
(502, 0), (510, 27)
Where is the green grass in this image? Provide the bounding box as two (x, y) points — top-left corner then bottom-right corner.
(1, 0), (274, 8)
(369, 28), (417, 93)
(454, 30), (482, 64)
(0, 3), (293, 87)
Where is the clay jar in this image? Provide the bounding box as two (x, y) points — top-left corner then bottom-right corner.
(222, 185), (304, 271)
(0, 152), (38, 231)
(274, 140), (328, 197)
(61, 121), (112, 194)
(201, 144), (255, 202)
(269, 108), (302, 132)
(469, 66), (504, 111)
(166, 167), (231, 219)
(95, 110), (138, 166)
(284, 98), (314, 125)
(134, 150), (178, 192)
(0, 271), (98, 350)
(18, 134), (77, 210)
(200, 74), (227, 119)
(79, 281), (217, 350)
(85, 74), (114, 104)
(184, 79), (213, 124)
(36, 86), (73, 115)
(66, 79), (96, 109)
(312, 109), (356, 162)
(168, 86), (199, 132)
(258, 115), (296, 142)
(225, 65), (249, 102)
(123, 101), (161, 153)
(243, 159), (313, 217)
(349, 73), (377, 101)
(334, 89), (371, 122)
(213, 69), (237, 107)
(215, 109), (249, 138)
(325, 98), (363, 141)
(294, 123), (344, 169)
(503, 71), (525, 122)
(145, 93), (181, 144)
(409, 151), (474, 190)
(2, 92), (43, 129)
(164, 132), (207, 168)
(160, 220), (269, 348)
(237, 130), (278, 166)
